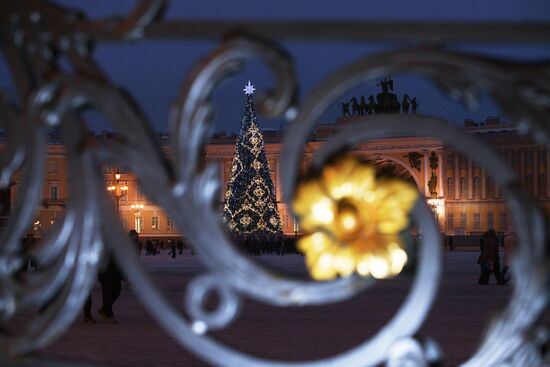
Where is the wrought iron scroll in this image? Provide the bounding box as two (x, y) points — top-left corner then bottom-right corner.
(0, 1), (550, 366)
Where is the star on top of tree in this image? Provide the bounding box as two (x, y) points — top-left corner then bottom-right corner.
(243, 81), (255, 95)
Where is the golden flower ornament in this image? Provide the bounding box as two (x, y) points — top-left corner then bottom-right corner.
(292, 156), (418, 281)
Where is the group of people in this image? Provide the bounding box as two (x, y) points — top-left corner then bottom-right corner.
(83, 229), (139, 324)
(144, 239), (161, 256)
(232, 233), (288, 255)
(477, 227), (517, 285)
(168, 240), (187, 258)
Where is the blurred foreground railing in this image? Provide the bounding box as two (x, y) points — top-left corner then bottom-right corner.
(1, 1), (550, 366)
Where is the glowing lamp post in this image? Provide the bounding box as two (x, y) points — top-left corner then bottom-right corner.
(106, 171), (128, 213)
(131, 203), (144, 233)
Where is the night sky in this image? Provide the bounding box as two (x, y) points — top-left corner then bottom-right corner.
(1, 0), (549, 134)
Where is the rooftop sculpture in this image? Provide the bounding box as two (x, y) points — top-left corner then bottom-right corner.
(339, 76), (419, 117)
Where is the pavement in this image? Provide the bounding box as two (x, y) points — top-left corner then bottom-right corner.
(18, 249), (539, 366)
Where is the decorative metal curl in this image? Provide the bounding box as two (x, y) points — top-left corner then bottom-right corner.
(0, 83), (105, 355)
(0, 2), (549, 367)
(281, 48), (548, 366)
(185, 274), (242, 333)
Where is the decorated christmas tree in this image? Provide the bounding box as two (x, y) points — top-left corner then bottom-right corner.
(222, 81), (282, 236)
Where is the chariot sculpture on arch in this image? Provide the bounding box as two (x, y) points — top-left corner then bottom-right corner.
(339, 77), (419, 118)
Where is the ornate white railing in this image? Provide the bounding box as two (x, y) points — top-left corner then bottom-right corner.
(1, 1), (550, 366)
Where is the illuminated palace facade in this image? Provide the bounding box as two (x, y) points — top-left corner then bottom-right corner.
(4, 116), (550, 238)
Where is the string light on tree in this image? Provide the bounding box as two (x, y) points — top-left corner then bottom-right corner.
(222, 81), (282, 236)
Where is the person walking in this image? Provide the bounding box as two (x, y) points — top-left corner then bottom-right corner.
(477, 229), (505, 285)
(83, 294), (97, 324)
(145, 239), (153, 256)
(128, 229), (140, 254)
(447, 236), (454, 251)
(169, 240), (177, 259)
(502, 226), (517, 283)
(97, 232), (131, 323)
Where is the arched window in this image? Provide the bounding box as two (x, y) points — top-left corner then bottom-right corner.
(473, 176), (480, 199)
(447, 177), (454, 197)
(460, 177), (467, 199)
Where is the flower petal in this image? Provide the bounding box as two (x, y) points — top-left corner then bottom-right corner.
(323, 158), (376, 201)
(292, 179), (336, 232)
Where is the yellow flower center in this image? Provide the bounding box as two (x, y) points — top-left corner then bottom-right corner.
(336, 200), (362, 239)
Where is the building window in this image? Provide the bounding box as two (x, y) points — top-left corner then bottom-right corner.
(136, 216), (143, 233)
(460, 177), (467, 198)
(460, 213), (467, 228)
(499, 212), (507, 230)
(474, 213), (481, 230)
(167, 216), (174, 230)
(152, 216), (159, 230)
(49, 184), (59, 200)
(487, 212), (494, 230)
(486, 176), (495, 199)
(473, 176), (480, 199)
(446, 213), (454, 230)
(447, 177), (454, 197)
(539, 174), (547, 197)
(49, 160), (58, 173)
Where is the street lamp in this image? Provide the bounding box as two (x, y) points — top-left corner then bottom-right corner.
(106, 170), (128, 213)
(131, 203), (144, 233)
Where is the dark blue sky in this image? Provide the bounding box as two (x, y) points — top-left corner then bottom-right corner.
(1, 1), (550, 133)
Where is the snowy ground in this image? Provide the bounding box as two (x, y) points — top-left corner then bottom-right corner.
(24, 250), (542, 366)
